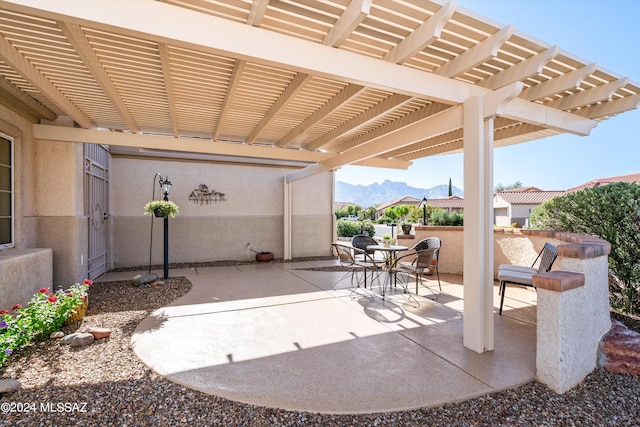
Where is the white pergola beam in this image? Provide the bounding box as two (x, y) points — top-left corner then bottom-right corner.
(277, 83), (366, 148)
(247, 0), (269, 26)
(158, 43), (180, 137)
(572, 93), (640, 118)
(305, 93), (411, 151)
(323, 0), (371, 47)
(288, 105), (463, 182)
(33, 124), (330, 162)
(522, 63), (598, 101)
(383, 0), (456, 65)
(0, 32), (95, 128)
(4, 0), (486, 105)
(501, 98), (597, 136)
(480, 45), (560, 90)
(32, 124), (412, 170)
(213, 60), (246, 141)
(246, 72), (311, 144)
(546, 78), (630, 111)
(433, 25), (513, 78)
(59, 21), (140, 133)
(335, 102), (451, 154)
(0, 74), (56, 121)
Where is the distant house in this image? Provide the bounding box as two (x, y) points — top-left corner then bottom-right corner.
(375, 196), (464, 218)
(493, 187), (564, 227)
(565, 172), (640, 193)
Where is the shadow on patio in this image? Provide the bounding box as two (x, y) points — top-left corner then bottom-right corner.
(99, 260), (537, 414)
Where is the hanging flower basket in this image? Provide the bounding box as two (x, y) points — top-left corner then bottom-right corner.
(144, 200), (179, 218)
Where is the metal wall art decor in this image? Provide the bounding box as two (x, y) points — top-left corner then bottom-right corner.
(189, 184), (227, 204)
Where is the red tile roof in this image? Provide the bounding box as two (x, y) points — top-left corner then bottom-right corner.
(566, 173), (640, 193)
(495, 191), (564, 204)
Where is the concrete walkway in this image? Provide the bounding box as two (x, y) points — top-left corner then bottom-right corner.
(97, 260), (538, 414)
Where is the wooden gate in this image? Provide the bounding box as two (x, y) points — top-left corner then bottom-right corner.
(84, 144), (110, 279)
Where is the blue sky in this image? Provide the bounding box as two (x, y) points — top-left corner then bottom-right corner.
(335, 0), (640, 192)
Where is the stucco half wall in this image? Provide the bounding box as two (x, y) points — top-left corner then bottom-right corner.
(110, 157), (334, 268)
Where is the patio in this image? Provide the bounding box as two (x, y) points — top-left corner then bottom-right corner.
(97, 260), (537, 414)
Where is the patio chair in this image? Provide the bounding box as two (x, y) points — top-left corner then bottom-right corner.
(331, 243), (383, 290)
(497, 242), (558, 315)
(390, 247), (439, 301)
(410, 237), (442, 291)
(351, 234), (379, 257)
(351, 234), (385, 278)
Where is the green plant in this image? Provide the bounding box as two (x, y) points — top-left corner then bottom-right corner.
(0, 280), (91, 367)
(336, 219), (375, 238)
(429, 209), (464, 226)
(383, 233), (391, 240)
(144, 200), (179, 218)
(530, 182), (640, 315)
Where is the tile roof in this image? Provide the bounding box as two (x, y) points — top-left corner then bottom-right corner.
(495, 191), (564, 204)
(566, 172), (640, 193)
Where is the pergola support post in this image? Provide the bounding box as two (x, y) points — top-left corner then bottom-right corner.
(284, 178), (292, 260)
(463, 96), (495, 353)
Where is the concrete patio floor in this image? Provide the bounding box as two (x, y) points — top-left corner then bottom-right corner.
(96, 260), (538, 414)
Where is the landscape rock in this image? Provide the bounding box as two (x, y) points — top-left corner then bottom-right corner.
(69, 332), (95, 347)
(87, 327), (112, 339)
(0, 378), (21, 394)
(50, 331), (64, 339)
(133, 273), (159, 287)
(598, 319), (640, 375)
(60, 333), (79, 345)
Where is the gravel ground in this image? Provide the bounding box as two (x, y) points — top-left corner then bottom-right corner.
(1, 276), (639, 426)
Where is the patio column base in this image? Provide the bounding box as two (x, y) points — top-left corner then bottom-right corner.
(534, 253), (610, 393)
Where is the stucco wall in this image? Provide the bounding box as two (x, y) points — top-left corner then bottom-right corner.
(0, 106), (56, 302)
(110, 157), (333, 268)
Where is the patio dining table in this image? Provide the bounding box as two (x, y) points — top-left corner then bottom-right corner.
(367, 244), (408, 298)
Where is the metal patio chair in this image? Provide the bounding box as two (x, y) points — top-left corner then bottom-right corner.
(497, 242), (558, 315)
(391, 247), (439, 301)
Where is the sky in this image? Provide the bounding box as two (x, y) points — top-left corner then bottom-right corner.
(335, 0), (640, 192)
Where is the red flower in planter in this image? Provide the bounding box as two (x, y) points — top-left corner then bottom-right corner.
(47, 295), (57, 303)
(83, 279), (93, 286)
(12, 304), (21, 310)
(0, 310), (8, 315)
(39, 287), (49, 293)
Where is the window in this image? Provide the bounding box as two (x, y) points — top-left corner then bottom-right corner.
(0, 133), (13, 249)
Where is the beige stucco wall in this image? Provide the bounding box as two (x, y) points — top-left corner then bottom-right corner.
(110, 157), (333, 268)
(0, 106), (68, 304)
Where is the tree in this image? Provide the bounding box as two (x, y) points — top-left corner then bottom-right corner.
(530, 182), (640, 315)
(495, 181), (523, 192)
(394, 205), (410, 221)
(448, 177), (453, 197)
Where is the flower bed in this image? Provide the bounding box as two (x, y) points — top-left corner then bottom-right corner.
(0, 279), (91, 367)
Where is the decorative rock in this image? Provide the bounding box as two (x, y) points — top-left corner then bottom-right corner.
(69, 332), (95, 347)
(0, 378), (21, 394)
(60, 333), (79, 345)
(598, 319), (640, 375)
(133, 273), (159, 287)
(87, 327), (112, 339)
(50, 331), (64, 339)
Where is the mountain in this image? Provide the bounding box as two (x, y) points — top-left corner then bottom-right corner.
(336, 180), (463, 207)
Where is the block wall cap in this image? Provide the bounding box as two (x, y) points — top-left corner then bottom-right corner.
(534, 271), (585, 292)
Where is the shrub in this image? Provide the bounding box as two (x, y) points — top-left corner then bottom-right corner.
(530, 182), (640, 315)
(429, 209), (464, 226)
(336, 219), (375, 237)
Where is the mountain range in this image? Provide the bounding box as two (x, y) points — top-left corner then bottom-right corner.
(336, 180), (464, 207)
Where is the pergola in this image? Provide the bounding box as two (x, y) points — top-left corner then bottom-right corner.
(1, 0), (638, 353)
